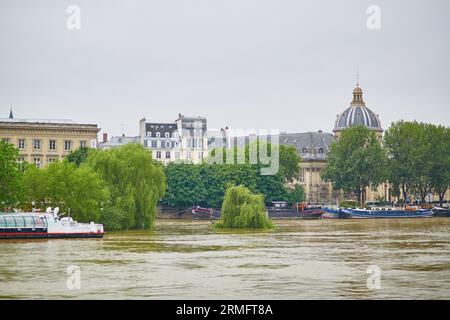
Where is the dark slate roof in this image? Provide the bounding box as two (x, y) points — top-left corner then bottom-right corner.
(279, 132), (335, 160)
(145, 123), (177, 137)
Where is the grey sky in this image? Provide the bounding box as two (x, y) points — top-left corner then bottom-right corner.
(1, 0), (449, 137)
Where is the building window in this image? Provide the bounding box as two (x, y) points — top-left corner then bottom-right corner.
(186, 151), (191, 159)
(156, 132), (161, 138)
(48, 158), (58, 163)
(18, 139), (25, 149)
(64, 140), (72, 151)
(165, 141), (171, 148)
(17, 157), (26, 171)
(157, 140), (161, 148)
(302, 147), (308, 153)
(175, 151), (180, 159)
(199, 152), (203, 159)
(300, 169), (305, 182)
(33, 158), (41, 169)
(49, 140), (56, 151)
(80, 140), (87, 148)
(175, 141), (179, 148)
(173, 132), (178, 138)
(318, 148), (324, 154)
(156, 151), (161, 159)
(165, 151), (171, 159)
(165, 132), (170, 138)
(147, 132), (152, 137)
(33, 139), (41, 150)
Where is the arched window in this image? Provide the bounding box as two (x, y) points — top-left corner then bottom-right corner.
(302, 147), (308, 153)
(173, 132), (178, 138)
(165, 132), (170, 138)
(156, 132), (160, 138)
(318, 148), (324, 154)
(147, 132), (152, 137)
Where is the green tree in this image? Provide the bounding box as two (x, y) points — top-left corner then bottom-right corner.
(279, 145), (302, 183)
(22, 165), (47, 209)
(287, 184), (305, 206)
(199, 164), (260, 208)
(216, 185), (273, 229)
(384, 121), (442, 204)
(426, 124), (450, 206)
(22, 161), (109, 222)
(0, 141), (23, 207)
(87, 144), (166, 230)
(321, 126), (387, 205)
(163, 163), (206, 208)
(66, 147), (91, 167)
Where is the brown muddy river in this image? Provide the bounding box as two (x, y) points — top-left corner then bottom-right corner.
(0, 219), (449, 299)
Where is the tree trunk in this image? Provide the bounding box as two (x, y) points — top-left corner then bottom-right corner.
(439, 190), (447, 208)
(355, 189), (361, 206)
(402, 183), (408, 204)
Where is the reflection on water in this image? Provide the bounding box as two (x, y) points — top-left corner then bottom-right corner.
(1, 219), (449, 299)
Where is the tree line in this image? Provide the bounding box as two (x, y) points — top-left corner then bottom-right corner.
(321, 121), (450, 206)
(162, 143), (305, 209)
(1, 141), (303, 230)
(0, 143), (166, 231)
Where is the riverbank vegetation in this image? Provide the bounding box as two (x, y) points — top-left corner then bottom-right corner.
(214, 185), (273, 229)
(322, 122), (450, 206)
(163, 143), (304, 209)
(0, 143), (166, 231)
(321, 126), (387, 204)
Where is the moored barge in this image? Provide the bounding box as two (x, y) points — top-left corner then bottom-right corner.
(0, 208), (104, 240)
(341, 207), (434, 219)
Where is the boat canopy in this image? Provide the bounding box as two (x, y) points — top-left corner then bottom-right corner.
(0, 214), (47, 229)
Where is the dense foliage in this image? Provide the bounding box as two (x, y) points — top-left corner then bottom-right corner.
(66, 146), (91, 167)
(163, 141), (302, 208)
(163, 163), (294, 208)
(321, 126), (387, 204)
(215, 185), (273, 229)
(22, 162), (109, 222)
(384, 121), (450, 206)
(86, 144), (166, 230)
(0, 141), (23, 207)
(1, 142), (166, 231)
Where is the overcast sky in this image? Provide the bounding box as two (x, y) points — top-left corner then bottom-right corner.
(1, 0), (449, 137)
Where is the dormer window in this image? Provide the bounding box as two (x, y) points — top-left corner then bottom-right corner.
(165, 132), (170, 138)
(156, 132), (161, 138)
(173, 132), (178, 138)
(302, 148), (308, 153)
(318, 148), (324, 154)
(147, 132), (152, 137)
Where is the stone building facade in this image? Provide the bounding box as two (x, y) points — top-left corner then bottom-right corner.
(0, 110), (99, 168)
(101, 113), (208, 165)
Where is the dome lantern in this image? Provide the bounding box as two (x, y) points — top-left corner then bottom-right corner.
(333, 81), (383, 137)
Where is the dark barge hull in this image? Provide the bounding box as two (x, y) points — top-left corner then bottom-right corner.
(0, 229), (104, 240)
(192, 207), (324, 220)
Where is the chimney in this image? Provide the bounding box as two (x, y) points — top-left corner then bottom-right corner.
(102, 133), (108, 143)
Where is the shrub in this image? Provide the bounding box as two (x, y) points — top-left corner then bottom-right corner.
(216, 185), (273, 229)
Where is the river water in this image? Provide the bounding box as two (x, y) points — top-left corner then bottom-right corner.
(1, 218), (449, 299)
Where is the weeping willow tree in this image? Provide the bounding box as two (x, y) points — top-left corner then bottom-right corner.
(216, 185), (273, 229)
(86, 144), (166, 230)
